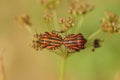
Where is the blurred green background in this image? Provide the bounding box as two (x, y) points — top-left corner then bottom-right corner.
(0, 0), (120, 80)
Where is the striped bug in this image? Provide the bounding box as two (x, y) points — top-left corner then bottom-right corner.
(32, 31), (63, 51)
(63, 33), (87, 52)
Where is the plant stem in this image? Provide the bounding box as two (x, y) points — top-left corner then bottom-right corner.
(59, 56), (67, 80)
(25, 25), (34, 34)
(88, 29), (102, 40)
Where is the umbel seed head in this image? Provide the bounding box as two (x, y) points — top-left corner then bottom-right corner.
(101, 11), (120, 34)
(68, 1), (94, 15)
(15, 14), (32, 27)
(58, 17), (74, 33)
(40, 0), (60, 10)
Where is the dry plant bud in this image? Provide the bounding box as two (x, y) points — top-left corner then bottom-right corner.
(116, 30), (120, 33)
(68, 1), (94, 15)
(101, 22), (114, 33)
(105, 11), (119, 24)
(59, 17), (74, 32)
(115, 24), (120, 33)
(40, 0), (60, 10)
(43, 11), (53, 23)
(40, 0), (49, 4)
(15, 14), (32, 27)
(58, 18), (65, 24)
(64, 17), (74, 28)
(101, 11), (120, 33)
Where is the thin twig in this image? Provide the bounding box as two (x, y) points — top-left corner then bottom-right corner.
(88, 29), (102, 40)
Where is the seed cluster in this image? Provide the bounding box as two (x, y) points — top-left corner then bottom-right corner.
(44, 11), (53, 23)
(58, 17), (74, 33)
(15, 14), (32, 27)
(101, 11), (120, 33)
(40, 0), (60, 10)
(68, 1), (94, 15)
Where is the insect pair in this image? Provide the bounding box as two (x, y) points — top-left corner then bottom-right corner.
(32, 31), (87, 52)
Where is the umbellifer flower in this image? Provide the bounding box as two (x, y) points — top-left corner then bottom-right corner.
(40, 0), (60, 10)
(43, 11), (53, 23)
(68, 1), (94, 15)
(101, 11), (120, 34)
(58, 17), (74, 33)
(15, 14), (32, 27)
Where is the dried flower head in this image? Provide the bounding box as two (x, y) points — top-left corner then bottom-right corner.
(59, 17), (74, 32)
(101, 11), (120, 33)
(15, 14), (32, 27)
(43, 11), (53, 23)
(105, 11), (119, 24)
(68, 1), (94, 15)
(40, 0), (60, 10)
(115, 24), (120, 33)
(101, 22), (114, 33)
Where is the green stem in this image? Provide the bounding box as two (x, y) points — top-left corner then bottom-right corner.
(88, 29), (102, 40)
(25, 25), (34, 34)
(59, 56), (67, 80)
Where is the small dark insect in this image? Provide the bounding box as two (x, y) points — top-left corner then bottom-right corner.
(63, 33), (87, 52)
(92, 38), (101, 52)
(32, 31), (63, 51)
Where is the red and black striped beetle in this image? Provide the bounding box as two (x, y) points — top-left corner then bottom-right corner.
(32, 31), (63, 50)
(63, 33), (87, 52)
